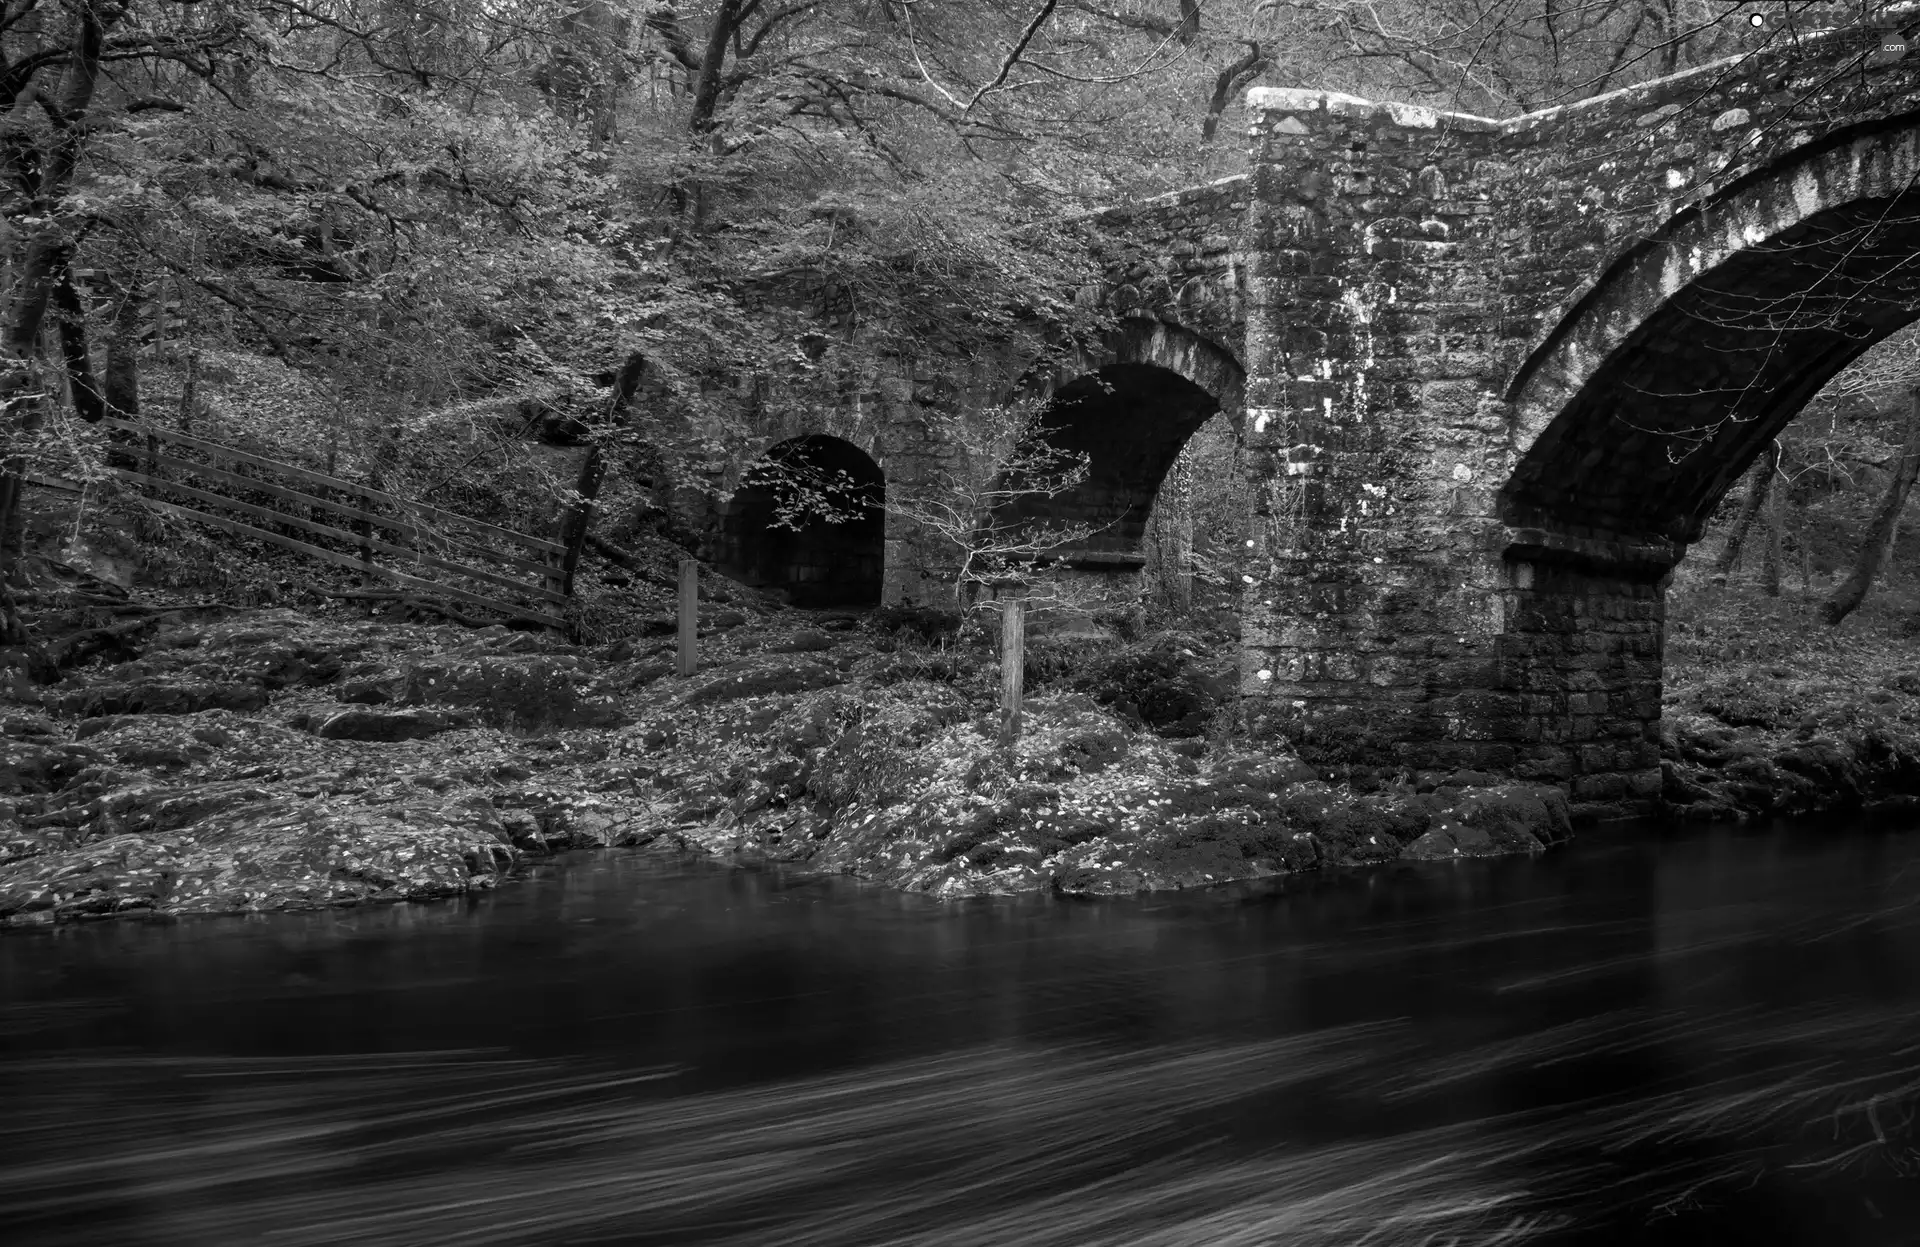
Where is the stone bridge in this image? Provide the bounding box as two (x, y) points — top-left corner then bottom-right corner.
(698, 10), (1920, 817)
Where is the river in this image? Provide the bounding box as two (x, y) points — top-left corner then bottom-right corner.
(4, 816), (1920, 1245)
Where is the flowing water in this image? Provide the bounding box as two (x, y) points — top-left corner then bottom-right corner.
(5, 818), (1920, 1245)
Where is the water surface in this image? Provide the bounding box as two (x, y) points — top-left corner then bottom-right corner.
(4, 818), (1920, 1245)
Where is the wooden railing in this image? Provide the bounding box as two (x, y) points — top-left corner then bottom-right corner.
(101, 417), (571, 629)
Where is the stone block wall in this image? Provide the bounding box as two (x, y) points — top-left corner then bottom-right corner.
(1235, 8), (1920, 807)
(1064, 176), (1250, 364)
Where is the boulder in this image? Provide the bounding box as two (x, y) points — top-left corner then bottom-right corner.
(1772, 738), (1862, 796)
(0, 792), (522, 923)
(401, 655), (627, 730)
(1440, 784), (1568, 849)
(335, 678), (396, 705)
(767, 629), (835, 653)
(313, 709), (459, 742)
(230, 642), (347, 690)
(52, 680), (269, 719)
(0, 742), (101, 794)
(681, 658), (843, 705)
(1402, 828), (1461, 861)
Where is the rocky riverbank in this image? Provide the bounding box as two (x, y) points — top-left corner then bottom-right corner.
(3, 577), (1917, 926)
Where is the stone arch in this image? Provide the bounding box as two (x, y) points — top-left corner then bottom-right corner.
(1501, 113), (1920, 549)
(990, 317), (1247, 563)
(717, 435), (885, 607)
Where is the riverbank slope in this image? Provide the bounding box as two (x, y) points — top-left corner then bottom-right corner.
(3, 570), (1917, 924)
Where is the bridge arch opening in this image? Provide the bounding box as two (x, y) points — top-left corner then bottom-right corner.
(1504, 122), (1920, 547)
(719, 435), (884, 608)
(989, 362), (1224, 563)
(1484, 133), (1920, 808)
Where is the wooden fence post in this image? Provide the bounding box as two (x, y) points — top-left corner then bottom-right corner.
(355, 489), (374, 573)
(999, 597), (1025, 745)
(677, 558), (698, 677)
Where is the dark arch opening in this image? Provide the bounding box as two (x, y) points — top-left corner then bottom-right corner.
(989, 363), (1221, 559)
(719, 436), (884, 607)
(1502, 189), (1920, 546)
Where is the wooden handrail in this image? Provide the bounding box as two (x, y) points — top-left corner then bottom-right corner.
(126, 451), (564, 582)
(132, 496), (567, 628)
(100, 416), (567, 555)
(112, 467), (570, 605)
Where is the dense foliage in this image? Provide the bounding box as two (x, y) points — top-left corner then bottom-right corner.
(0, 0), (1911, 635)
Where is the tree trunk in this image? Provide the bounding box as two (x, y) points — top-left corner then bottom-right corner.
(176, 347), (198, 432)
(0, 4), (117, 643)
(1825, 390), (1920, 626)
(1201, 41), (1265, 143)
(52, 276), (107, 423)
(557, 445), (605, 602)
(1169, 457), (1192, 612)
(1762, 474), (1783, 598)
(102, 275), (142, 419)
(1713, 443), (1778, 581)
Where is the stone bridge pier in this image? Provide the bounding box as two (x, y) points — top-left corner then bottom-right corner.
(1237, 13), (1920, 815)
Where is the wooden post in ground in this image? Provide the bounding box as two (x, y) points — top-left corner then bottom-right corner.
(999, 597), (1025, 744)
(677, 558), (698, 677)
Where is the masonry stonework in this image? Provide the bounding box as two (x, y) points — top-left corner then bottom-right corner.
(1238, 12), (1920, 815)
(694, 10), (1920, 818)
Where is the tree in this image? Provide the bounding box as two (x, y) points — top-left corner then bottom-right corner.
(1712, 443), (1779, 582)
(1824, 389), (1920, 625)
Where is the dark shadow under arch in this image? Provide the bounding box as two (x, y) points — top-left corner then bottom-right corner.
(719, 436), (884, 607)
(990, 362), (1222, 558)
(1503, 189), (1920, 548)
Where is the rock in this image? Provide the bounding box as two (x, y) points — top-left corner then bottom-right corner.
(1402, 828), (1460, 860)
(1074, 637), (1235, 738)
(335, 678), (396, 705)
(681, 658), (843, 705)
(805, 721), (941, 809)
(496, 808), (546, 850)
(1772, 738), (1861, 796)
(0, 742), (101, 794)
(401, 655), (627, 730)
(0, 714), (57, 739)
(74, 715), (139, 740)
(52, 681), (269, 719)
(1442, 769), (1499, 788)
(1060, 725), (1128, 773)
(313, 708), (458, 742)
(1216, 756), (1320, 789)
(756, 757), (806, 796)
(1439, 784), (1568, 850)
(84, 782), (280, 838)
(1448, 821), (1496, 852)
(1661, 760), (1719, 806)
(0, 792), (522, 923)
(231, 642), (346, 690)
(768, 629), (835, 653)
(107, 739), (212, 770)
(1052, 865), (1149, 897)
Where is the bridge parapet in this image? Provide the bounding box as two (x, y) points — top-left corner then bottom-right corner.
(1059, 175), (1251, 361)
